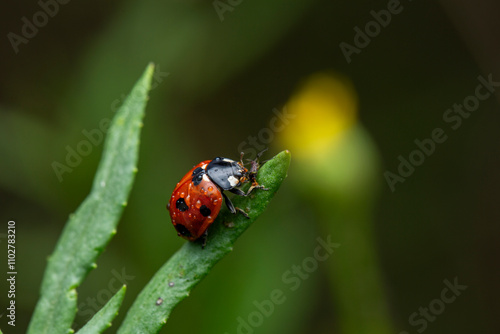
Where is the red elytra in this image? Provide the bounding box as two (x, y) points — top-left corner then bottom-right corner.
(167, 153), (267, 247)
(167, 161), (222, 241)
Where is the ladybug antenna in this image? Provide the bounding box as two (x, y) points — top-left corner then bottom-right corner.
(240, 148), (269, 165)
(256, 148), (268, 159)
(239, 151), (245, 165)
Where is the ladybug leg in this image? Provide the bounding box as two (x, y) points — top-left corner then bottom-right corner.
(230, 185), (269, 197)
(229, 187), (246, 197)
(245, 174), (269, 195)
(235, 207), (250, 218)
(200, 229), (208, 249)
(222, 192), (250, 219)
(246, 183), (269, 195)
(222, 192), (236, 214)
(229, 185), (268, 197)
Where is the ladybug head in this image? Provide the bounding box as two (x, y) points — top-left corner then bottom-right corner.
(206, 157), (248, 190)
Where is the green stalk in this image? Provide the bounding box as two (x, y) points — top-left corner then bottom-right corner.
(27, 64), (154, 334)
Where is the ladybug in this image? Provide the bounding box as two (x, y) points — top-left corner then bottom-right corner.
(167, 153), (266, 246)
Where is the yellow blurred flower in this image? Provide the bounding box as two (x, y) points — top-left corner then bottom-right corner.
(277, 72), (380, 200)
(279, 72), (358, 159)
(276, 73), (392, 334)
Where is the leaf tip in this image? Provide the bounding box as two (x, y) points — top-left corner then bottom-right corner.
(146, 62), (155, 73)
(279, 149), (292, 162)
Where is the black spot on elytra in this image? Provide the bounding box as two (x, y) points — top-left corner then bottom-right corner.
(200, 205), (211, 217)
(192, 167), (203, 175)
(192, 167), (204, 186)
(175, 198), (188, 212)
(175, 224), (192, 238)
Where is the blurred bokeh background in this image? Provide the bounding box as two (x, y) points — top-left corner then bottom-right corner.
(1, 0), (499, 333)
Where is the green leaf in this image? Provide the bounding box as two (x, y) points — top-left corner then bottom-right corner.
(27, 64), (154, 334)
(76, 286), (126, 334)
(117, 150), (291, 334)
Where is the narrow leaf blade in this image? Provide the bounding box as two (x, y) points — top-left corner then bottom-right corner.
(76, 286), (127, 334)
(27, 64), (154, 334)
